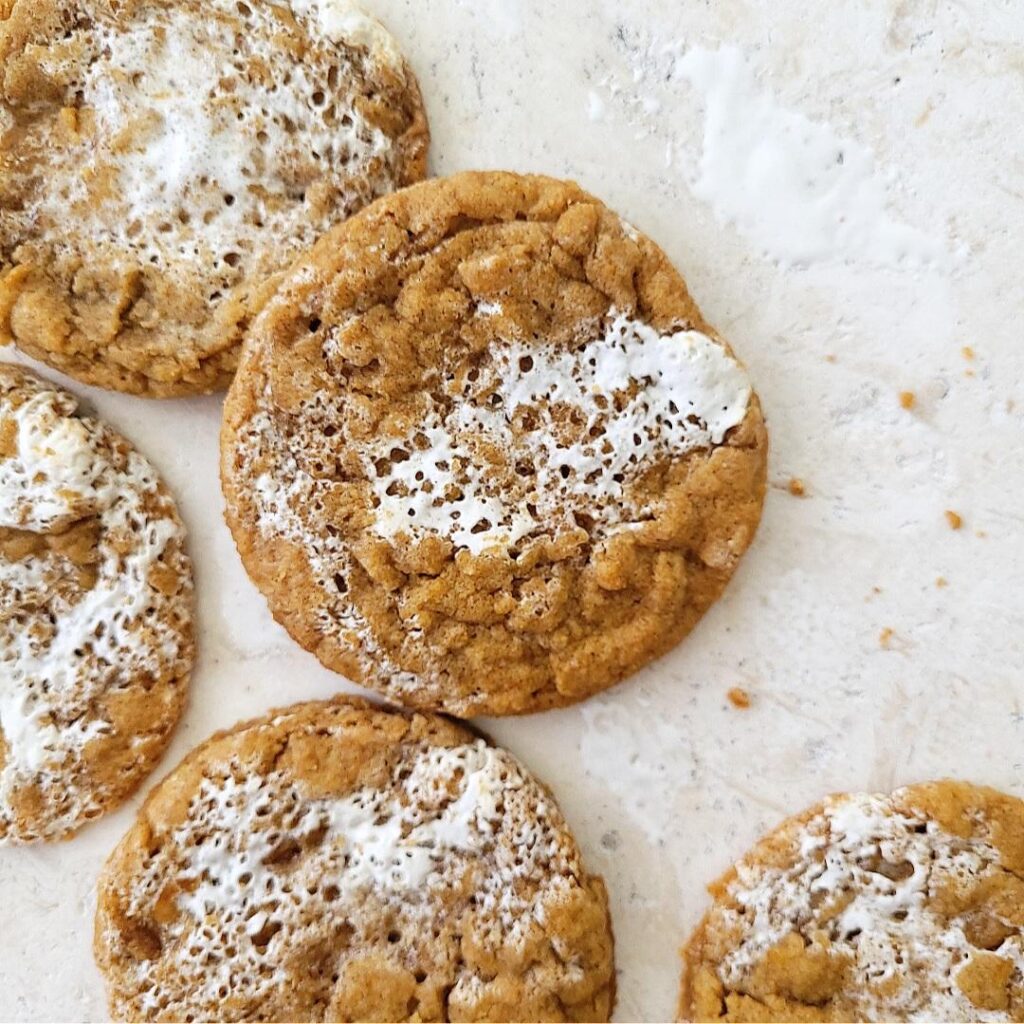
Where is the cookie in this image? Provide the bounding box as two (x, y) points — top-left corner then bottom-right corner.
(0, 364), (193, 842)
(679, 781), (1024, 1022)
(221, 171), (767, 717)
(94, 697), (616, 1022)
(0, 0), (428, 396)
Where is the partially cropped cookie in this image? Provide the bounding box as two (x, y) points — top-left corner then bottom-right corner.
(95, 698), (615, 1022)
(0, 364), (193, 842)
(680, 781), (1024, 1022)
(0, 0), (428, 396)
(221, 171), (767, 716)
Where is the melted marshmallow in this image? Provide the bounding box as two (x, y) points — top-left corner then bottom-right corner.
(0, 380), (190, 838)
(36, 0), (399, 274)
(676, 46), (945, 268)
(719, 792), (1024, 1021)
(288, 0), (404, 63)
(366, 311), (751, 554)
(125, 737), (575, 1013)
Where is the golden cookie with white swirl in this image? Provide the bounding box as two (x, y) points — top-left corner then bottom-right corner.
(680, 781), (1024, 1022)
(0, 0), (428, 395)
(95, 697), (616, 1022)
(0, 364), (193, 842)
(221, 171), (767, 717)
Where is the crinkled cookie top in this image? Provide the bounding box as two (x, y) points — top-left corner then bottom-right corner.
(95, 698), (615, 1022)
(681, 781), (1024, 1022)
(0, 0), (428, 394)
(222, 171), (767, 716)
(0, 364), (193, 842)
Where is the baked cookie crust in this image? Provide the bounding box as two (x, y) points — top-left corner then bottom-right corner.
(95, 697), (616, 1022)
(221, 171), (768, 717)
(0, 0), (428, 395)
(679, 780), (1024, 1022)
(0, 363), (193, 842)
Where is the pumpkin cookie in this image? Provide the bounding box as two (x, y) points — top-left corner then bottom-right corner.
(95, 697), (616, 1022)
(221, 171), (767, 717)
(680, 781), (1024, 1022)
(0, 364), (193, 842)
(0, 0), (428, 396)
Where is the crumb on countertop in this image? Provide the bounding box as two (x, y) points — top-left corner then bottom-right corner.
(962, 346), (976, 361)
(936, 576), (948, 588)
(879, 627), (894, 649)
(787, 477), (807, 497)
(945, 510), (963, 530)
(727, 687), (751, 709)
(899, 390), (916, 410)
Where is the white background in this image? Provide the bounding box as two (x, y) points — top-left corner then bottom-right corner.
(2, 0), (1024, 1020)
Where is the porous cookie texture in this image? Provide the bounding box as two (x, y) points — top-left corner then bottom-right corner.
(0, 0), (428, 396)
(0, 364), (193, 842)
(679, 781), (1024, 1022)
(95, 698), (616, 1022)
(221, 171), (767, 717)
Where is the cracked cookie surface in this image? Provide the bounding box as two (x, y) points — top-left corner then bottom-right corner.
(221, 171), (767, 717)
(0, 363), (193, 842)
(95, 697), (616, 1022)
(680, 781), (1024, 1022)
(0, 0), (428, 395)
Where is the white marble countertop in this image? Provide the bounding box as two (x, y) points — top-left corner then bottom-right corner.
(3, 0), (1024, 1019)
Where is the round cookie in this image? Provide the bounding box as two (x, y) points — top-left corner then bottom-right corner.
(0, 0), (428, 396)
(94, 697), (616, 1022)
(0, 364), (193, 842)
(679, 781), (1024, 1022)
(221, 171), (768, 717)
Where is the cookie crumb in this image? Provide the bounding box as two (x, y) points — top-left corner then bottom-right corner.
(936, 576), (948, 588)
(727, 687), (751, 709)
(899, 390), (915, 410)
(945, 510), (963, 530)
(787, 477), (807, 498)
(879, 627), (894, 649)
(962, 346), (976, 361)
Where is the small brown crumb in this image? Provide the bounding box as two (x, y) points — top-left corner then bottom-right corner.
(899, 390), (916, 410)
(825, 354), (837, 363)
(962, 346), (976, 361)
(936, 576), (948, 588)
(788, 477), (807, 498)
(945, 510), (963, 530)
(879, 627), (894, 649)
(727, 687), (751, 709)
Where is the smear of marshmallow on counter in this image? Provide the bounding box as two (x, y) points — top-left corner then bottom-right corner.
(675, 45), (945, 269)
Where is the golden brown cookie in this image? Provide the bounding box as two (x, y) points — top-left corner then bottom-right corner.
(0, 0), (428, 396)
(0, 363), (193, 842)
(220, 171), (768, 717)
(94, 697), (616, 1022)
(680, 781), (1024, 1022)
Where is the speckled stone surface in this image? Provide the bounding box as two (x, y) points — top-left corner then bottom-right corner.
(2, 1), (1023, 1020)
